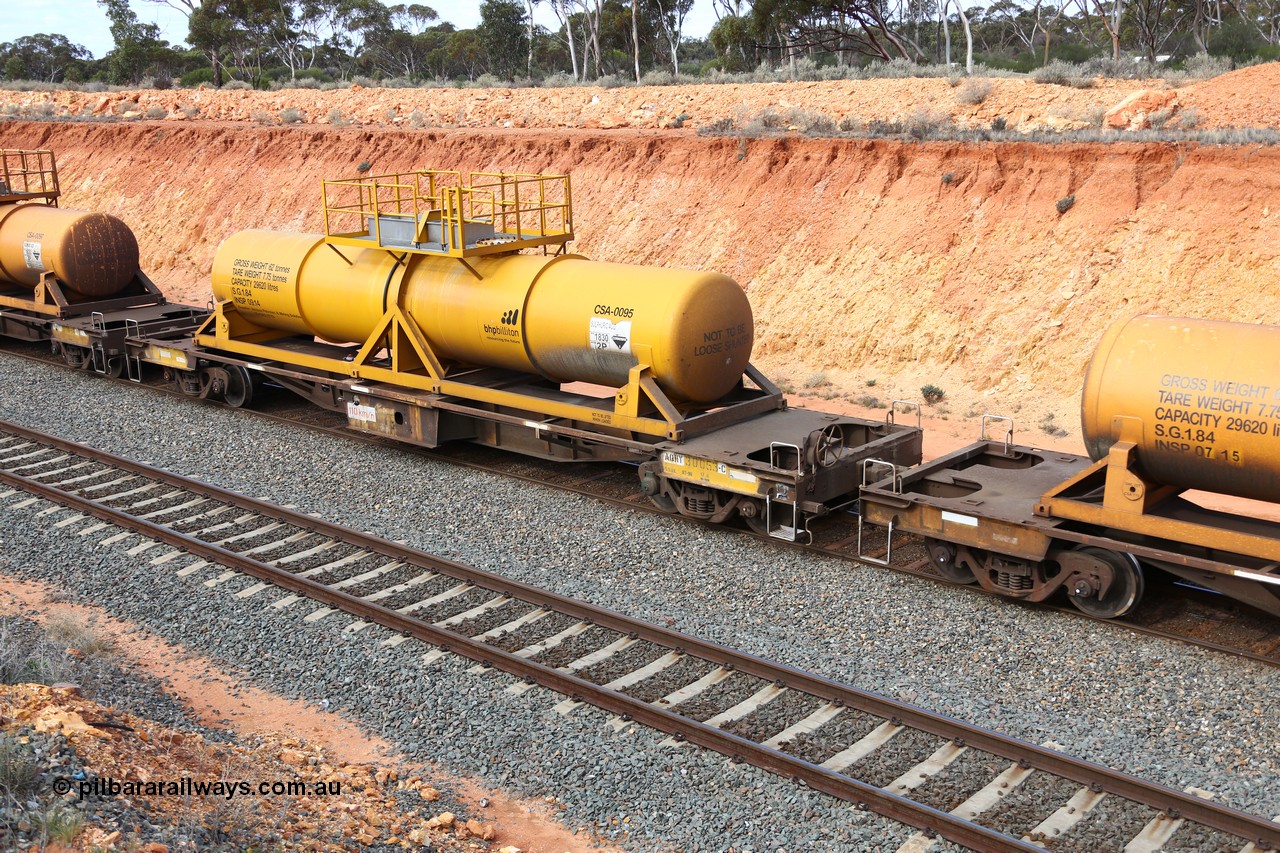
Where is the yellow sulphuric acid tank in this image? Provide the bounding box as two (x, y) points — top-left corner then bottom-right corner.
(1081, 315), (1280, 503)
(0, 203), (140, 298)
(211, 230), (755, 403)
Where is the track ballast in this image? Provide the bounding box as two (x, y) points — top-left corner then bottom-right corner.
(2, 418), (1278, 853)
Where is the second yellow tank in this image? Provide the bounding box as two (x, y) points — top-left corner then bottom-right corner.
(1082, 315), (1280, 503)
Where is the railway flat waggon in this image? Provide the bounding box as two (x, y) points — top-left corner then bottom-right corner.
(0, 151), (922, 542)
(860, 317), (1280, 619)
(0, 149), (203, 365)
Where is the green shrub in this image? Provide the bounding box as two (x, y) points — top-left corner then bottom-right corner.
(1039, 413), (1070, 438)
(957, 78), (993, 105)
(1175, 106), (1202, 129)
(1033, 60), (1096, 88)
(793, 109), (836, 135)
(905, 109), (953, 140)
(640, 69), (676, 86)
(696, 116), (734, 136)
(45, 615), (113, 658)
(32, 805), (84, 843)
(541, 72), (577, 87)
(866, 118), (903, 135)
(1056, 194), (1076, 214)
(0, 737), (40, 804)
(301, 68), (336, 82)
(179, 67), (215, 87)
(742, 106), (787, 134)
(921, 384), (946, 404)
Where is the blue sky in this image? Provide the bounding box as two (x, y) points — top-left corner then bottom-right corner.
(2, 0), (720, 60)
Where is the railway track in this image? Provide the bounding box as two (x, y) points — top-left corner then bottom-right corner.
(1, 418), (1278, 853)
(4, 339), (1280, 670)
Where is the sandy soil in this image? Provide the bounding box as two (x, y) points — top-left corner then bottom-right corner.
(4, 63), (1278, 133)
(0, 577), (614, 853)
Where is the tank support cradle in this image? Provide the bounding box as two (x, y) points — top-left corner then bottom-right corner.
(195, 298), (783, 443)
(1037, 417), (1280, 564)
(0, 266), (165, 320)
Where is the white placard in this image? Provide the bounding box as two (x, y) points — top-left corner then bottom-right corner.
(589, 317), (631, 354)
(23, 240), (44, 271)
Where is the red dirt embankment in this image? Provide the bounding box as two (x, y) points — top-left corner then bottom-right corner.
(5, 116), (1279, 426)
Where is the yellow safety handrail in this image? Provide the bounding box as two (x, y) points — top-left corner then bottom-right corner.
(320, 168), (572, 258)
(0, 149), (60, 205)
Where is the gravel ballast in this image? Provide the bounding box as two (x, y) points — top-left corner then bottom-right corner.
(1, 353), (1279, 851)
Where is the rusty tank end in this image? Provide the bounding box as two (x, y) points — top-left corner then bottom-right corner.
(210, 229), (754, 403)
(0, 204), (141, 299)
(1081, 315), (1280, 503)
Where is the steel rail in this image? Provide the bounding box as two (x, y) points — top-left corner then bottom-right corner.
(2, 420), (1278, 851)
(0, 434), (1033, 852)
(5, 343), (1280, 668)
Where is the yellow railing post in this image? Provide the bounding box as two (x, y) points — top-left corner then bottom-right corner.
(322, 180), (330, 235)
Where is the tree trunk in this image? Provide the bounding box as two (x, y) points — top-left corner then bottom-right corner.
(577, 0), (594, 78)
(1093, 0), (1128, 61)
(590, 0), (603, 77)
(955, 0), (974, 73)
(566, 7), (579, 79)
(212, 46), (222, 87)
(1191, 0), (1209, 53)
(527, 0), (536, 77)
(943, 0), (952, 66)
(632, 0), (640, 81)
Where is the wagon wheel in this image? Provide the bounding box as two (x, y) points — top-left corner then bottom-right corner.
(1066, 547), (1144, 619)
(925, 538), (976, 584)
(199, 365), (257, 408)
(740, 500), (769, 535)
(221, 364), (257, 409)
